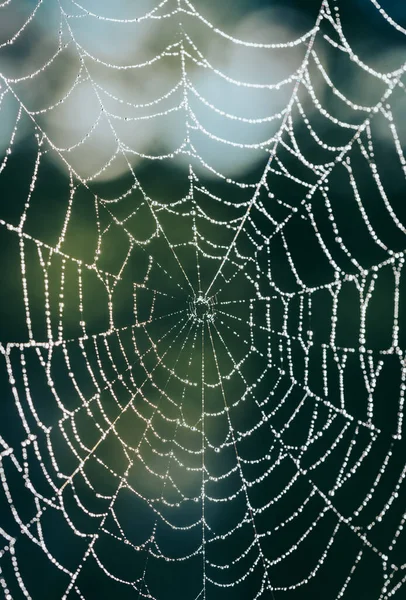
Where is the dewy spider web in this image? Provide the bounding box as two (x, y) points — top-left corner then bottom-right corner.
(0, 0), (406, 598)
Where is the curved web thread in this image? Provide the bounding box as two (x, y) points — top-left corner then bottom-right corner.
(0, 0), (405, 598)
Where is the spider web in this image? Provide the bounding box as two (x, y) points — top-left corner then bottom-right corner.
(0, 0), (406, 598)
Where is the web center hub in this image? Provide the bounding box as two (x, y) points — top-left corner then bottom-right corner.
(189, 295), (215, 324)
